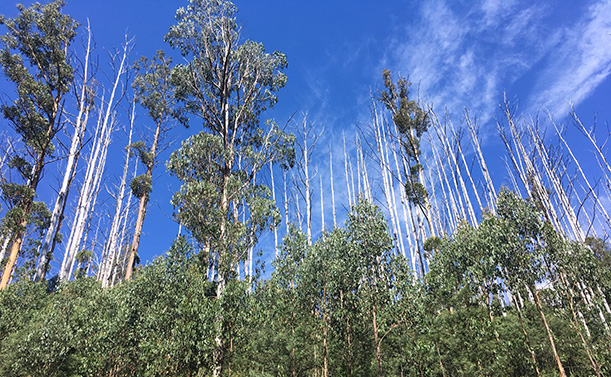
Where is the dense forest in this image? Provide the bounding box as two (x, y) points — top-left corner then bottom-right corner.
(1, 1), (610, 376)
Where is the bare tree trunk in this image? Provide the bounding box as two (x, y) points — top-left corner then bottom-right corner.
(343, 132), (353, 207)
(270, 161), (278, 256)
(499, 100), (562, 229)
(551, 118), (611, 234)
(465, 111), (497, 212)
(374, 108), (404, 258)
(99, 107), (134, 286)
(526, 121), (584, 241)
(452, 124), (483, 220)
(571, 108), (611, 181)
(429, 132), (458, 232)
(60, 42), (130, 281)
(319, 174), (325, 233)
(532, 285), (567, 377)
(294, 115), (320, 245)
(284, 170), (290, 235)
(35, 24), (93, 282)
(430, 112), (473, 225)
(329, 146), (337, 229)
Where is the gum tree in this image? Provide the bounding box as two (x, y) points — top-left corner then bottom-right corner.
(164, 0), (292, 375)
(0, 1), (78, 288)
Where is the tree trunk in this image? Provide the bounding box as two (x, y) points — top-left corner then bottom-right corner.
(100, 109), (134, 286)
(532, 285), (566, 377)
(60, 42), (129, 281)
(35, 24), (93, 282)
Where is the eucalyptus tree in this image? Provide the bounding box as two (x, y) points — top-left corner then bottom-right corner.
(123, 50), (183, 281)
(0, 1), (78, 288)
(164, 0), (292, 375)
(377, 69), (432, 277)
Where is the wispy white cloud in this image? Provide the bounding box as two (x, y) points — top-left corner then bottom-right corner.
(383, 0), (611, 138)
(528, 0), (611, 117)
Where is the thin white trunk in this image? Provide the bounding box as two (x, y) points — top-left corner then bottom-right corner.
(60, 42), (129, 281)
(320, 174), (325, 233)
(329, 146), (337, 229)
(375, 109), (403, 258)
(501, 101), (561, 229)
(343, 132), (352, 207)
(429, 132), (458, 232)
(99, 107), (134, 287)
(35, 23), (93, 281)
(551, 119), (611, 235)
(452, 124), (483, 221)
(283, 170), (289, 235)
(527, 121), (584, 241)
(465, 111), (497, 212)
(269, 161), (278, 257)
(571, 108), (611, 181)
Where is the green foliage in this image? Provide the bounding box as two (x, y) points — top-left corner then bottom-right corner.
(129, 174), (153, 199)
(0, 0), (77, 155)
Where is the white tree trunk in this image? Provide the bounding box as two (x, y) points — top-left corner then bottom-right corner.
(60, 42), (130, 281)
(99, 105), (134, 287)
(35, 23), (93, 281)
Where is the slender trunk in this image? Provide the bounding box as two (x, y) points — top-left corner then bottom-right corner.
(532, 285), (566, 377)
(320, 174), (325, 233)
(465, 111), (496, 212)
(375, 108), (403, 257)
(551, 119), (611, 233)
(35, 25), (93, 281)
(1, 148), (46, 288)
(329, 146), (337, 229)
(527, 122), (584, 241)
(100, 109), (134, 286)
(284, 171), (289, 235)
(125, 103), (163, 281)
(270, 161), (278, 256)
(510, 293), (541, 377)
(343, 132), (352, 207)
(453, 125), (483, 219)
(60, 42), (129, 281)
(372, 302), (383, 377)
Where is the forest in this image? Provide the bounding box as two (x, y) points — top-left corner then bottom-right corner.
(1, 0), (610, 376)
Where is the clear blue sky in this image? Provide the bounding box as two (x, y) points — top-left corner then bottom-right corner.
(1, 0), (610, 272)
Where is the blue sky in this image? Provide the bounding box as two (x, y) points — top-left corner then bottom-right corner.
(1, 0), (611, 272)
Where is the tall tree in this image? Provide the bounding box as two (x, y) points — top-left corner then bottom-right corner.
(378, 69), (431, 277)
(0, 1), (78, 288)
(123, 50), (182, 281)
(34, 21), (94, 282)
(164, 0), (292, 375)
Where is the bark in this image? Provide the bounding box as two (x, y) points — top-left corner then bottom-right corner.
(551, 119), (611, 235)
(124, 94), (165, 280)
(294, 115), (320, 245)
(372, 302), (383, 377)
(532, 285), (567, 377)
(60, 41), (130, 281)
(500, 100), (561, 230)
(452, 124), (484, 220)
(465, 111), (497, 212)
(429, 132), (458, 232)
(526, 121), (584, 241)
(0, 47), (72, 289)
(343, 132), (353, 207)
(35, 23), (93, 281)
(319, 174), (325, 233)
(374, 108), (404, 258)
(269, 161), (278, 256)
(329, 145), (337, 229)
(284, 170), (290, 235)
(99, 107), (134, 286)
(511, 294), (541, 377)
